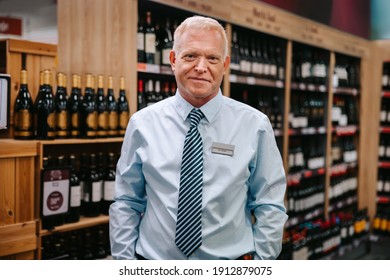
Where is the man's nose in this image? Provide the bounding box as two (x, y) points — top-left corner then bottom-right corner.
(194, 57), (207, 73)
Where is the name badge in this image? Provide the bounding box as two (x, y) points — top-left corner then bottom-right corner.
(211, 142), (235, 156)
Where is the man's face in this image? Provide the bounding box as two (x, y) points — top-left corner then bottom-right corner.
(170, 29), (230, 107)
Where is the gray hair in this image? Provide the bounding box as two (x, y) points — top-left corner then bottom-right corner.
(173, 16), (228, 59)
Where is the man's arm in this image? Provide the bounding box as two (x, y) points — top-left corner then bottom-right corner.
(109, 117), (146, 260)
(248, 116), (288, 260)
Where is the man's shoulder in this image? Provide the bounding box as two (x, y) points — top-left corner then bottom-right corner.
(131, 97), (174, 122)
(222, 96), (267, 119)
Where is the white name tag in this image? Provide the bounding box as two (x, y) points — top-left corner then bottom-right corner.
(211, 142), (234, 156)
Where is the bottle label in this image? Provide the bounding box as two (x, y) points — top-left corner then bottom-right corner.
(162, 49), (171, 65)
(92, 181), (102, 202)
(145, 33), (156, 54)
(56, 111), (68, 134)
(70, 185), (81, 207)
(103, 181), (115, 200)
(15, 109), (32, 130)
(87, 112), (97, 130)
(119, 112), (129, 128)
(98, 111), (108, 131)
(71, 112), (79, 127)
(137, 32), (145, 51)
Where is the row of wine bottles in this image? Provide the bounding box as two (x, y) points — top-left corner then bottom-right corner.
(137, 10), (175, 66)
(377, 171), (390, 197)
(41, 224), (110, 260)
(287, 176), (325, 218)
(230, 27), (285, 81)
(13, 70), (129, 140)
(380, 97), (390, 126)
(332, 94), (359, 126)
(279, 209), (369, 260)
(290, 92), (326, 128)
(381, 62), (390, 91)
(233, 88), (283, 131)
(137, 78), (176, 110)
(41, 151), (117, 230)
(378, 134), (390, 161)
(288, 136), (326, 172)
(331, 135), (358, 165)
(329, 170), (358, 205)
(373, 205), (390, 237)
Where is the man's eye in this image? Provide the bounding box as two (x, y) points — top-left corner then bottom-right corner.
(208, 57), (219, 63)
(184, 54), (195, 60)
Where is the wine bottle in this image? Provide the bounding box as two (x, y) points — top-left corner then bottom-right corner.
(144, 11), (156, 64)
(96, 75), (108, 138)
(118, 76), (129, 137)
(137, 79), (146, 111)
(80, 74), (97, 138)
(14, 69), (34, 140)
(137, 16), (145, 63)
(83, 153), (101, 217)
(106, 76), (118, 137)
(35, 70), (56, 140)
(68, 74), (82, 138)
(230, 30), (240, 75)
(102, 152), (116, 215)
(65, 154), (81, 223)
(161, 17), (173, 66)
(54, 72), (69, 139)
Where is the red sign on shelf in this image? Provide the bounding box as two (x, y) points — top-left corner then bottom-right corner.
(0, 16), (22, 35)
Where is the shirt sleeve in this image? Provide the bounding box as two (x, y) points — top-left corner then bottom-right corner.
(109, 116), (147, 260)
(247, 116), (288, 260)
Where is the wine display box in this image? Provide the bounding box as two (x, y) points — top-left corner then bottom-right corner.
(0, 0), (387, 259)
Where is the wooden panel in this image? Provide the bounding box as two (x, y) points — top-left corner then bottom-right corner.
(229, 0), (370, 57)
(8, 39), (57, 57)
(58, 0), (137, 116)
(0, 221), (37, 257)
(15, 157), (35, 223)
(150, 0), (232, 22)
(0, 158), (15, 226)
(0, 140), (38, 158)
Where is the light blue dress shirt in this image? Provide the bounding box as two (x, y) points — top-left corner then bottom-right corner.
(109, 90), (288, 260)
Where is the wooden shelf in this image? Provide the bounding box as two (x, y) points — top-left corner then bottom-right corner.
(40, 215), (109, 236)
(333, 87), (359, 96)
(39, 137), (124, 146)
(229, 74), (284, 88)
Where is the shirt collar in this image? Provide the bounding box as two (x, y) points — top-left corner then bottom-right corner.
(174, 89), (223, 124)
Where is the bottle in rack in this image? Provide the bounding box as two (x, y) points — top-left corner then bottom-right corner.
(54, 72), (69, 139)
(102, 152), (116, 215)
(80, 73), (97, 138)
(96, 75), (108, 138)
(118, 76), (129, 137)
(137, 16), (145, 63)
(66, 154), (81, 223)
(35, 69), (56, 140)
(68, 74), (82, 138)
(161, 17), (173, 66)
(83, 153), (101, 217)
(106, 76), (118, 136)
(144, 11), (156, 64)
(14, 69), (34, 140)
(137, 78), (146, 110)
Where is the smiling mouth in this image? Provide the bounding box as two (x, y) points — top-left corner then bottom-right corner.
(189, 77), (210, 82)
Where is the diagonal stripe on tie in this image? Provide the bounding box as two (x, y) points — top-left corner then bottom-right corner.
(175, 108), (204, 257)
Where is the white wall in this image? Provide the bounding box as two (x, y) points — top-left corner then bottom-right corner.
(0, 0), (57, 44)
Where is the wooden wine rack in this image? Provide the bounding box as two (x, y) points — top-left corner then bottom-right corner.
(0, 0), (387, 259)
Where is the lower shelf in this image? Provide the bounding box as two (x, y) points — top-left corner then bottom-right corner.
(40, 215), (109, 237)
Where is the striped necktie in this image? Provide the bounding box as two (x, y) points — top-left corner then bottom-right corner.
(175, 108), (204, 257)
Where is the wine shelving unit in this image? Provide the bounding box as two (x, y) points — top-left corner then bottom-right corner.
(0, 0), (386, 260)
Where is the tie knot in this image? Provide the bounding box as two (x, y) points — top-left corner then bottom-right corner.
(188, 108), (204, 128)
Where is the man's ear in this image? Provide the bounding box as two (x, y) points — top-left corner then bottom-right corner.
(170, 50), (176, 71)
